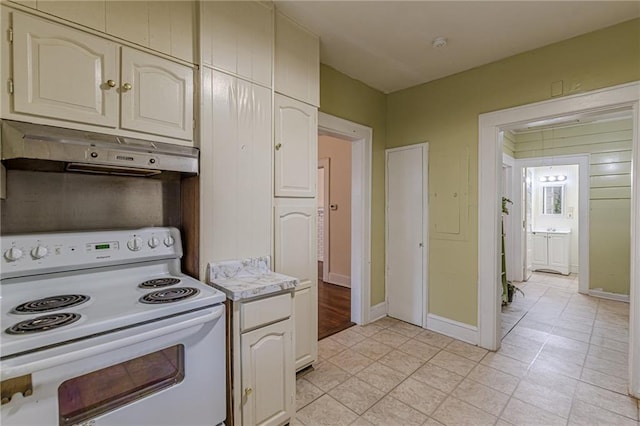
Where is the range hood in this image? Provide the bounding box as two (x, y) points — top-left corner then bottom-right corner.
(1, 120), (198, 177)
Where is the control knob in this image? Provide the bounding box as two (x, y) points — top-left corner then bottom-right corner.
(4, 247), (23, 262)
(31, 245), (49, 259)
(164, 235), (175, 247)
(127, 237), (143, 251)
(148, 237), (160, 249)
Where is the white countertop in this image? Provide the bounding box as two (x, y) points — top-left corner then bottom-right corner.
(208, 256), (299, 301)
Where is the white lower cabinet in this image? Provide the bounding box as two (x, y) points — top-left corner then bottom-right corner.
(230, 292), (295, 426)
(241, 319), (294, 426)
(273, 198), (317, 371)
(293, 284), (317, 370)
(531, 231), (571, 275)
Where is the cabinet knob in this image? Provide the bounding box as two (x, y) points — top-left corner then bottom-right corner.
(106, 79), (116, 88)
(122, 83), (133, 91)
(244, 387), (253, 396)
(275, 143), (282, 151)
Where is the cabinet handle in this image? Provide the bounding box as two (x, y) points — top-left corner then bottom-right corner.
(275, 143), (282, 151)
(244, 387), (253, 396)
(106, 80), (116, 88)
(122, 83), (133, 91)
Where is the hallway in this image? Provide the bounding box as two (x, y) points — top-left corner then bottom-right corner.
(295, 273), (638, 425)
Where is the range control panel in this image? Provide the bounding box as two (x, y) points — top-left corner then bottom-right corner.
(1, 227), (181, 279)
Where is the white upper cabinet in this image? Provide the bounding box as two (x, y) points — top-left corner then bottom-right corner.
(11, 12), (119, 127)
(274, 94), (317, 198)
(7, 1), (195, 63)
(3, 9), (194, 145)
(120, 47), (193, 140)
(200, 1), (273, 86)
(274, 12), (319, 106)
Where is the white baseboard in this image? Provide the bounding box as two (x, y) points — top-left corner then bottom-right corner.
(427, 313), (478, 345)
(588, 289), (630, 303)
(326, 272), (351, 288)
(570, 264), (579, 274)
(369, 302), (387, 322)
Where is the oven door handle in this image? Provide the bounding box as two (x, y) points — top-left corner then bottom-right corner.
(1, 305), (224, 380)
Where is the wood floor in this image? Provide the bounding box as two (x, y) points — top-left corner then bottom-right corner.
(318, 261), (354, 340)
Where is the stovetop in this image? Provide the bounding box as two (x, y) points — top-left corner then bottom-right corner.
(0, 228), (226, 359)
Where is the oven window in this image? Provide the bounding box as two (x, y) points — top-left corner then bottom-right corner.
(58, 345), (184, 426)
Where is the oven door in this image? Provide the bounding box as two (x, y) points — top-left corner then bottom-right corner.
(1, 305), (226, 426)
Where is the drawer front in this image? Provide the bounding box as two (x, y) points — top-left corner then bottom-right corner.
(241, 292), (292, 332)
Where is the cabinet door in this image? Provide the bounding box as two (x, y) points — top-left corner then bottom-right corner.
(241, 320), (294, 426)
(548, 234), (570, 274)
(201, 1), (272, 86)
(202, 69), (272, 263)
(274, 12), (319, 106)
(274, 199), (316, 286)
(120, 47), (193, 141)
(274, 95), (317, 198)
(294, 285), (317, 371)
(531, 233), (548, 267)
(11, 12), (118, 127)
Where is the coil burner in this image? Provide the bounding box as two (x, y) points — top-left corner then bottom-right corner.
(6, 313), (81, 335)
(139, 287), (200, 304)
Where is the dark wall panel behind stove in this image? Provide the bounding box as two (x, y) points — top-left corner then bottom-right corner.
(1, 170), (182, 234)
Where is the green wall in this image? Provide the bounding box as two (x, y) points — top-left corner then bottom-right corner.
(386, 18), (639, 326)
(320, 18), (640, 323)
(319, 64), (387, 305)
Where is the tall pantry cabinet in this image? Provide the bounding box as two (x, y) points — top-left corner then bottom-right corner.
(273, 11), (320, 372)
(198, 2), (320, 424)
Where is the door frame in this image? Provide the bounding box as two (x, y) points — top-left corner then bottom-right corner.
(318, 158), (331, 280)
(318, 112), (372, 325)
(511, 155), (590, 293)
(502, 153), (516, 282)
(477, 81), (640, 398)
(384, 143), (429, 327)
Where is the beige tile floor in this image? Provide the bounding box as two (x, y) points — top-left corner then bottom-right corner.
(294, 272), (639, 425)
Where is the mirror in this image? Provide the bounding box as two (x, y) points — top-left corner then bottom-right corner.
(542, 185), (564, 215)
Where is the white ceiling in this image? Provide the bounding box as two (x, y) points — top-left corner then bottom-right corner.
(274, 1), (640, 94)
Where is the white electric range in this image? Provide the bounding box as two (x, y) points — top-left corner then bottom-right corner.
(0, 227), (226, 426)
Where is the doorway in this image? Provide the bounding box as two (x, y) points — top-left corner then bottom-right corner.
(317, 112), (373, 338)
(317, 136), (355, 339)
(477, 81), (640, 397)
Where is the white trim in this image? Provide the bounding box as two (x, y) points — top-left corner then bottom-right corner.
(477, 81), (640, 398)
(512, 154), (590, 294)
(629, 99), (640, 398)
(384, 143), (429, 328)
(427, 313), (478, 345)
(318, 112), (372, 325)
(502, 152), (516, 282)
(318, 157), (330, 275)
(588, 289), (630, 303)
(326, 272), (351, 287)
(369, 302), (388, 322)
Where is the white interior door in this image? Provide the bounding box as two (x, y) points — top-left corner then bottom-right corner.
(386, 144), (427, 327)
